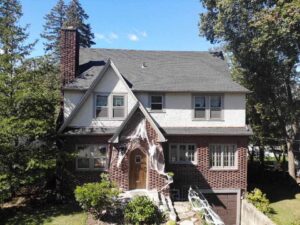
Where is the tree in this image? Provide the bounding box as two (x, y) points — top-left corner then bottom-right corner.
(0, 0), (59, 202)
(199, 0), (300, 179)
(65, 0), (95, 47)
(41, 0), (67, 62)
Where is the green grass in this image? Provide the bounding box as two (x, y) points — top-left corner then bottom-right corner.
(269, 193), (300, 225)
(1, 203), (87, 225)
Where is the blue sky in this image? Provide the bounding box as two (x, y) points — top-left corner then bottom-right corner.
(20, 0), (214, 57)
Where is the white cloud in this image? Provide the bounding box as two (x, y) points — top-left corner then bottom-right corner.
(128, 34), (139, 42)
(95, 32), (119, 43)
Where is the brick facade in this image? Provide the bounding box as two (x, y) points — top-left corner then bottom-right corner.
(165, 135), (248, 199)
(60, 28), (79, 85)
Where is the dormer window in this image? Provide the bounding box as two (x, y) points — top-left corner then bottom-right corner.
(150, 95), (164, 111)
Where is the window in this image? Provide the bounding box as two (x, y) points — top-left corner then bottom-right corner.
(169, 143), (197, 164)
(95, 95), (108, 118)
(95, 93), (126, 119)
(76, 145), (107, 170)
(194, 96), (206, 118)
(113, 95), (125, 118)
(193, 95), (223, 120)
(150, 95), (163, 111)
(210, 144), (237, 169)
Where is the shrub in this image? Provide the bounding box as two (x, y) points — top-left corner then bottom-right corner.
(166, 220), (176, 225)
(74, 173), (120, 219)
(246, 188), (273, 215)
(125, 196), (163, 225)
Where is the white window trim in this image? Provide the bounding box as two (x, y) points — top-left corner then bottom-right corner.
(168, 143), (197, 165)
(149, 93), (165, 112)
(192, 94), (224, 121)
(94, 93), (127, 120)
(209, 144), (238, 170)
(75, 144), (108, 171)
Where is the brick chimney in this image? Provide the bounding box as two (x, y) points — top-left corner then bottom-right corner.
(60, 27), (79, 85)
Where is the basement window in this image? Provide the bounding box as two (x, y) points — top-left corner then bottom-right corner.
(76, 145), (107, 171)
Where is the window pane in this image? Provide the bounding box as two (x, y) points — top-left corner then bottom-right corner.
(94, 158), (106, 168)
(195, 96), (205, 108)
(170, 145), (177, 162)
(210, 96), (221, 107)
(151, 103), (163, 110)
(210, 109), (221, 119)
(113, 108), (124, 117)
(96, 107), (108, 117)
(113, 96), (124, 106)
(77, 145), (90, 157)
(195, 109), (205, 118)
(187, 145), (195, 162)
(96, 95), (107, 107)
(77, 158), (89, 168)
(151, 95), (162, 103)
(92, 146), (107, 157)
(179, 145), (186, 161)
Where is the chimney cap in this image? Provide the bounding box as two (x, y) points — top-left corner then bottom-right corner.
(62, 26), (77, 31)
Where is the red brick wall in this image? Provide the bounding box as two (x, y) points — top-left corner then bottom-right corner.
(60, 28), (79, 85)
(166, 135), (248, 199)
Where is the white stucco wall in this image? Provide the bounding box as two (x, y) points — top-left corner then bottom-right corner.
(135, 92), (246, 127)
(64, 66), (137, 127)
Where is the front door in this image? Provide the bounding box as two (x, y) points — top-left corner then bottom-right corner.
(129, 148), (147, 189)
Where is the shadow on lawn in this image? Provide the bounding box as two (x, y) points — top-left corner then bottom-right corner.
(248, 162), (300, 203)
(0, 202), (82, 225)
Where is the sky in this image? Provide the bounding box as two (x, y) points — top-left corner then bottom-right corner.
(20, 0), (215, 57)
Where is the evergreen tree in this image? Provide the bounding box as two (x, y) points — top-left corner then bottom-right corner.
(65, 0), (95, 47)
(0, 0), (59, 202)
(41, 0), (66, 62)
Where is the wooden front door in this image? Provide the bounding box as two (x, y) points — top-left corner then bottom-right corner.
(129, 148), (147, 189)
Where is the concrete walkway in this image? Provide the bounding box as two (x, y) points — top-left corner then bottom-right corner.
(173, 201), (202, 225)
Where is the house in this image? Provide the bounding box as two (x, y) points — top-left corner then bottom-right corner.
(58, 28), (252, 225)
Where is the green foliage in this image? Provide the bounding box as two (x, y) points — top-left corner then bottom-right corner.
(74, 174), (120, 219)
(0, 0), (60, 203)
(124, 196), (163, 225)
(246, 188), (273, 215)
(199, 0), (300, 177)
(64, 0), (95, 48)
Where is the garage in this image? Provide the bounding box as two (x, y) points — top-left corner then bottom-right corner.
(204, 192), (239, 225)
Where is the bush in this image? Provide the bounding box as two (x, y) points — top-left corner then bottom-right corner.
(74, 173), (120, 219)
(246, 188), (273, 215)
(125, 196), (163, 225)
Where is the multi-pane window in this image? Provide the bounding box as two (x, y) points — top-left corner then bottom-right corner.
(169, 143), (196, 164)
(95, 95), (108, 118)
(95, 94), (126, 119)
(113, 95), (125, 118)
(76, 145), (107, 170)
(150, 95), (163, 110)
(193, 95), (223, 119)
(210, 144), (237, 169)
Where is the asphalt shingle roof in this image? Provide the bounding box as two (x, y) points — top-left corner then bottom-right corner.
(64, 48), (249, 93)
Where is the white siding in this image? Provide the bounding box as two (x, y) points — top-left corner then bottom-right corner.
(64, 91), (84, 119)
(135, 92), (246, 127)
(64, 66), (137, 127)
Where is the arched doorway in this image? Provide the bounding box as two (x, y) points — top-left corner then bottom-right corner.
(129, 148), (147, 189)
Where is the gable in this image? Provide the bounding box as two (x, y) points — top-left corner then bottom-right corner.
(59, 60), (138, 133)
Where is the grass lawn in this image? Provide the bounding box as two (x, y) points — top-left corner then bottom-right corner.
(1, 202), (87, 225)
(248, 165), (300, 225)
(269, 193), (300, 225)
